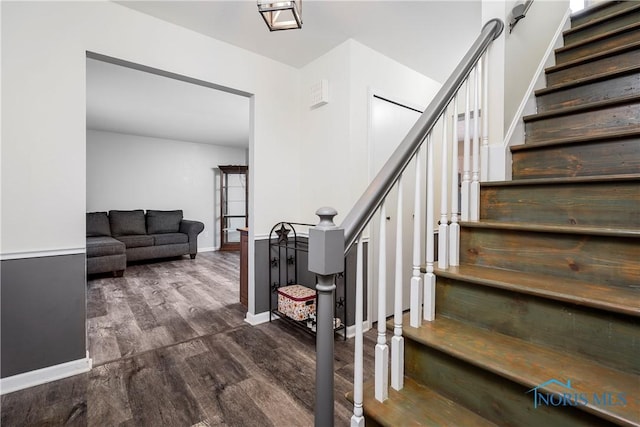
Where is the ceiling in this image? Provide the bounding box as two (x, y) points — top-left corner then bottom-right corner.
(88, 1), (481, 148)
(86, 57), (251, 147)
(118, 1), (481, 83)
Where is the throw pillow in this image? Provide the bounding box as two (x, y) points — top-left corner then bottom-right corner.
(146, 210), (183, 234)
(86, 212), (111, 237)
(109, 210), (146, 236)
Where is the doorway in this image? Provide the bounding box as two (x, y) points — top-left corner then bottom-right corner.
(85, 53), (253, 365)
(369, 94), (425, 325)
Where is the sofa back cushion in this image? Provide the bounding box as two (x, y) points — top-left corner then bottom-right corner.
(87, 212), (111, 237)
(109, 210), (146, 236)
(146, 210), (183, 234)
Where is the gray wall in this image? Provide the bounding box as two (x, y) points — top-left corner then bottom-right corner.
(1, 254), (86, 378)
(254, 235), (368, 326)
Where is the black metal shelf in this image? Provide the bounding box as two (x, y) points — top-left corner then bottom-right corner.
(270, 309), (346, 338)
(268, 221), (347, 341)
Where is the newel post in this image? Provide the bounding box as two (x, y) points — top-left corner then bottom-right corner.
(309, 207), (344, 427)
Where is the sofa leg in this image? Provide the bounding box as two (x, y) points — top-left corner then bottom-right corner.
(190, 254), (196, 260)
(114, 270), (125, 278)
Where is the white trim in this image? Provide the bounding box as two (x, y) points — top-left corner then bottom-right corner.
(1, 247), (86, 261)
(244, 310), (280, 325)
(0, 355), (92, 395)
(198, 246), (216, 253)
(345, 320), (371, 339)
(503, 7), (571, 149)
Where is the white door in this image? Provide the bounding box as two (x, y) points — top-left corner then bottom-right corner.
(370, 95), (424, 324)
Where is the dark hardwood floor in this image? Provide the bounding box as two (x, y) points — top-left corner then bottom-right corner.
(1, 251), (375, 426)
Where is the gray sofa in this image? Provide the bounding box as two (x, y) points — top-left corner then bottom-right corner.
(86, 209), (204, 276)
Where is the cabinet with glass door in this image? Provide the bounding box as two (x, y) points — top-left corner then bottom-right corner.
(219, 165), (248, 251)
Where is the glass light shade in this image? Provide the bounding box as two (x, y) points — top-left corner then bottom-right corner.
(258, 0), (302, 31)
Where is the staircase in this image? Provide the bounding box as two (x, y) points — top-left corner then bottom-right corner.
(355, 2), (640, 426)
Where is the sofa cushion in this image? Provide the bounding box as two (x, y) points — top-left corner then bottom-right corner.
(86, 236), (125, 257)
(151, 233), (189, 246)
(109, 210), (146, 236)
(87, 212), (111, 237)
(116, 234), (154, 249)
(147, 210), (183, 234)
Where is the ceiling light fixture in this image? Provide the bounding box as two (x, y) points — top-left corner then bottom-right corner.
(258, 0), (302, 31)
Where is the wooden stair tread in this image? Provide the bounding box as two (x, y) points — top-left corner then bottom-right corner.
(433, 264), (640, 317)
(459, 220), (640, 238)
(481, 173), (640, 186)
(570, 0), (635, 22)
(546, 40), (640, 74)
(402, 315), (640, 426)
(346, 376), (498, 427)
(558, 21), (640, 54)
(565, 3), (640, 36)
(523, 93), (640, 122)
(536, 64), (640, 96)
(510, 129), (640, 151)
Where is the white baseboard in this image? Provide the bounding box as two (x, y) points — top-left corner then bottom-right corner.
(345, 321), (371, 339)
(1, 247), (85, 261)
(244, 310), (280, 325)
(0, 354), (92, 395)
(198, 246), (216, 253)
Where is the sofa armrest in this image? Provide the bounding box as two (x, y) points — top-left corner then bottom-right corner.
(180, 219), (205, 256)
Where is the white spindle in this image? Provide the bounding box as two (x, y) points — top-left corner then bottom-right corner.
(424, 134), (436, 321)
(350, 237), (365, 427)
(471, 64), (481, 221)
(450, 95), (460, 267)
(438, 108), (449, 269)
(410, 148), (423, 328)
(391, 176), (404, 391)
(481, 53), (490, 182)
(375, 204), (389, 402)
(461, 79), (472, 222)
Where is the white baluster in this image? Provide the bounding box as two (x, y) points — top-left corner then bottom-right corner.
(450, 95), (460, 267)
(391, 176), (404, 391)
(481, 53), (490, 182)
(351, 237), (365, 427)
(471, 64), (481, 221)
(375, 204), (389, 402)
(424, 134), (436, 322)
(461, 79), (472, 223)
(438, 109), (449, 270)
(410, 148), (423, 328)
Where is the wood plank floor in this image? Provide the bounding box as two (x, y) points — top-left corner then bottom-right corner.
(1, 251), (375, 426)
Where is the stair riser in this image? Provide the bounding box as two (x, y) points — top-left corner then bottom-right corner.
(404, 341), (616, 427)
(512, 138), (640, 179)
(436, 278), (639, 374)
(557, 27), (640, 65)
(480, 181), (640, 228)
(459, 227), (640, 287)
(570, 1), (640, 27)
(564, 9), (640, 45)
(537, 72), (640, 113)
(546, 48), (640, 86)
(524, 102), (640, 143)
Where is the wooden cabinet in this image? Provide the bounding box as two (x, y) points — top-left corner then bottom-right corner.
(238, 227), (248, 309)
(219, 165), (248, 251)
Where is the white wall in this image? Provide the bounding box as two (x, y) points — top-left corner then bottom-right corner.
(299, 39), (441, 226)
(86, 130), (246, 250)
(504, 0), (570, 132)
(1, 1), (301, 255)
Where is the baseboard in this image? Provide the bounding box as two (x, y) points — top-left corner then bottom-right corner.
(345, 321), (371, 339)
(244, 310), (280, 325)
(1, 247), (85, 261)
(198, 246), (216, 253)
(0, 353), (92, 395)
